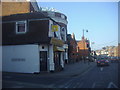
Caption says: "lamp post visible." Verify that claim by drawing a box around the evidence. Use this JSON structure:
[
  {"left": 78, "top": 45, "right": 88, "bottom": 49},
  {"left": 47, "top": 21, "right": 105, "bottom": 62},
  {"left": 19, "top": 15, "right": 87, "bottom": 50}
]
[
  {"left": 91, "top": 42, "right": 95, "bottom": 61},
  {"left": 91, "top": 42, "right": 95, "bottom": 51},
  {"left": 83, "top": 29, "right": 88, "bottom": 38},
  {"left": 83, "top": 29, "right": 88, "bottom": 62}
]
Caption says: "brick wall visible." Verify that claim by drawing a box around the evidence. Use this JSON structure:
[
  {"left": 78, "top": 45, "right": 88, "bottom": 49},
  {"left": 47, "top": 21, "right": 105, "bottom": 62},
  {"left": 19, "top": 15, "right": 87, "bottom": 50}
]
[
  {"left": 77, "top": 40, "right": 88, "bottom": 50},
  {"left": 2, "top": 2, "right": 30, "bottom": 16},
  {"left": 68, "top": 40, "right": 77, "bottom": 61},
  {"left": 77, "top": 38, "right": 90, "bottom": 57}
]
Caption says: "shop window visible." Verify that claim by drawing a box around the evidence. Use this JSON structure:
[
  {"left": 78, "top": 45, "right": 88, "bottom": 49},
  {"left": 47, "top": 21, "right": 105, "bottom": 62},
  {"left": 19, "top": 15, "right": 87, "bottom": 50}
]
[
  {"left": 16, "top": 21, "right": 27, "bottom": 34},
  {"left": 54, "top": 32, "right": 58, "bottom": 38},
  {"left": 61, "top": 27, "right": 66, "bottom": 41}
]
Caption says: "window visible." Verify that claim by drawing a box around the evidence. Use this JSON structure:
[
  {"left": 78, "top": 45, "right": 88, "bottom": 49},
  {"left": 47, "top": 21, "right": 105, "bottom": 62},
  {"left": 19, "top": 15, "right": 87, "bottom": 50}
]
[
  {"left": 61, "top": 27, "right": 66, "bottom": 41},
  {"left": 55, "top": 12, "right": 61, "bottom": 17},
  {"left": 16, "top": 21, "right": 27, "bottom": 34},
  {"left": 61, "top": 14, "right": 65, "bottom": 19},
  {"left": 54, "top": 32, "right": 58, "bottom": 38},
  {"left": 86, "top": 42, "right": 89, "bottom": 48}
]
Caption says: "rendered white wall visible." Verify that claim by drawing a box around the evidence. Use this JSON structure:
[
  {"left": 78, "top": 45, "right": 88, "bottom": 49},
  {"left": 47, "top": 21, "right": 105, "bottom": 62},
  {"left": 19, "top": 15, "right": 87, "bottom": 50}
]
[
  {"left": 2, "top": 45, "right": 40, "bottom": 73},
  {"left": 39, "top": 44, "right": 48, "bottom": 51},
  {"left": 60, "top": 52, "right": 64, "bottom": 68},
  {"left": 48, "top": 45, "right": 54, "bottom": 71},
  {"left": 48, "top": 20, "right": 54, "bottom": 37}
]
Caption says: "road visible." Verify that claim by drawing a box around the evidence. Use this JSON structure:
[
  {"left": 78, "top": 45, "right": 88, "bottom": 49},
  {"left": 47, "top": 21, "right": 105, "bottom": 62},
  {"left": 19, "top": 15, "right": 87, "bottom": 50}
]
[{"left": 2, "top": 61, "right": 119, "bottom": 88}]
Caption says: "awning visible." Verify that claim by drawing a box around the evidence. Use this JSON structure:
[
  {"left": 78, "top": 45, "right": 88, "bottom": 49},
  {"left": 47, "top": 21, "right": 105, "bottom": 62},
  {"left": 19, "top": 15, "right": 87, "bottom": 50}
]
[
  {"left": 50, "top": 38, "right": 64, "bottom": 47},
  {"left": 54, "top": 46, "right": 65, "bottom": 52},
  {"left": 63, "top": 44, "right": 68, "bottom": 49}
]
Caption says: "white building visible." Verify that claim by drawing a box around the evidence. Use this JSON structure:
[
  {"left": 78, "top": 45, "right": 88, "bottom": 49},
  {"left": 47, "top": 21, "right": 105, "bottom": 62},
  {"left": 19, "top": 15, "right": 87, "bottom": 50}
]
[
  {"left": 2, "top": 12, "right": 65, "bottom": 73},
  {"left": 41, "top": 7, "right": 68, "bottom": 63}
]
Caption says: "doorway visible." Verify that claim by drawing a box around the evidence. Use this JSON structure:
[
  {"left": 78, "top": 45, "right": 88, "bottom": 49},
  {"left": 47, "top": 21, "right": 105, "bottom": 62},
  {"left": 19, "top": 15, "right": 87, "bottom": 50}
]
[{"left": 40, "top": 51, "right": 47, "bottom": 71}]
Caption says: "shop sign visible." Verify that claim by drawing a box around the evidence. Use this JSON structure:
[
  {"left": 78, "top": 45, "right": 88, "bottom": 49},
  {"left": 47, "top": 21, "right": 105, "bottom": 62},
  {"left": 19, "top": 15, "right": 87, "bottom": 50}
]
[
  {"left": 52, "top": 25, "right": 58, "bottom": 32},
  {"left": 50, "top": 38, "right": 64, "bottom": 46}
]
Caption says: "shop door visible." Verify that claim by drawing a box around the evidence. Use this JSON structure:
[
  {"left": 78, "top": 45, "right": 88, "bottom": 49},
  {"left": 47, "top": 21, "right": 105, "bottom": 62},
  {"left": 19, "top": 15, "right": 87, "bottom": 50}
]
[
  {"left": 40, "top": 51, "right": 47, "bottom": 71},
  {"left": 54, "top": 52, "right": 61, "bottom": 71}
]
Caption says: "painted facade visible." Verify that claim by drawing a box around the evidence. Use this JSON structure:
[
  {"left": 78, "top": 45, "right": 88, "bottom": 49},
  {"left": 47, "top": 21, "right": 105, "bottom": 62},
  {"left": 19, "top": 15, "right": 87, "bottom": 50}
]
[
  {"left": 2, "top": 12, "right": 65, "bottom": 73},
  {"left": 41, "top": 9, "right": 68, "bottom": 64}
]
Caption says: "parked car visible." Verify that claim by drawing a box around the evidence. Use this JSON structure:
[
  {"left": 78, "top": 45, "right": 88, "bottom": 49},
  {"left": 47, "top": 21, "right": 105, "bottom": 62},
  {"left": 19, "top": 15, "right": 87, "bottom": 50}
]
[{"left": 96, "top": 57, "right": 110, "bottom": 66}]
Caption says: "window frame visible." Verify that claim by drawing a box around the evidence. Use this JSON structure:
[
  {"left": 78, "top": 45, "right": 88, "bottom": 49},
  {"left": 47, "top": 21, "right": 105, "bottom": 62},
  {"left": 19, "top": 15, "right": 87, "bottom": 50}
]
[{"left": 16, "top": 21, "right": 27, "bottom": 34}]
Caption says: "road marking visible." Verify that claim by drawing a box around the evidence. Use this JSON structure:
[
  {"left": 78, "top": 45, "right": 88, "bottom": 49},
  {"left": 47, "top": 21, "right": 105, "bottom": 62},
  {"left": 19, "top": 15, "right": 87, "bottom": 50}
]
[
  {"left": 73, "top": 83, "right": 80, "bottom": 88},
  {"left": 64, "top": 63, "right": 96, "bottom": 88},
  {"left": 107, "top": 82, "right": 118, "bottom": 88},
  {"left": 100, "top": 67, "right": 103, "bottom": 71},
  {"left": 64, "top": 79, "right": 74, "bottom": 88},
  {"left": 78, "top": 64, "right": 96, "bottom": 77},
  {"left": 92, "top": 82, "right": 105, "bottom": 88},
  {"left": 77, "top": 82, "right": 84, "bottom": 88}
]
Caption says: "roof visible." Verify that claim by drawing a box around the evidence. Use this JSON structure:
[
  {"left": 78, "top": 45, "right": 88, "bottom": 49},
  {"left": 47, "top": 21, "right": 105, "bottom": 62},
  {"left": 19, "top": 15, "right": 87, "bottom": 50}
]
[
  {"left": 2, "top": 12, "right": 62, "bottom": 27},
  {"left": 2, "top": 12, "right": 49, "bottom": 22}
]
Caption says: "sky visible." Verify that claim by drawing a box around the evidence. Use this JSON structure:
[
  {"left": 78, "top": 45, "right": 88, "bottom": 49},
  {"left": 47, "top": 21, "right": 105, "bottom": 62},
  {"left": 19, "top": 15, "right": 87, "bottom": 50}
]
[{"left": 37, "top": 2, "right": 118, "bottom": 50}]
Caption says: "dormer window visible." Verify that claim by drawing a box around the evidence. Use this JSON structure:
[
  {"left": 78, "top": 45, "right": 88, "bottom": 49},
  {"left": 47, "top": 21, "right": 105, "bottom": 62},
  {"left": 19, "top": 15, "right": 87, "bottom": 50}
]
[{"left": 16, "top": 21, "right": 27, "bottom": 34}]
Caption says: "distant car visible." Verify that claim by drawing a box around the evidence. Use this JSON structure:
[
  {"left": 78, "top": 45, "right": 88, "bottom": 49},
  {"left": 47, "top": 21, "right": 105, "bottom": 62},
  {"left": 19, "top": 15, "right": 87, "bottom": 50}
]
[
  {"left": 110, "top": 57, "right": 118, "bottom": 63},
  {"left": 97, "top": 58, "right": 109, "bottom": 66}
]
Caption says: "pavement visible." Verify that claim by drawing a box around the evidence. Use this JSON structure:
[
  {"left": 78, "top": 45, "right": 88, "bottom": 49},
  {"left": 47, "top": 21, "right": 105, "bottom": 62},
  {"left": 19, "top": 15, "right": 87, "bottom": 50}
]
[
  {"left": 32, "top": 60, "right": 96, "bottom": 77},
  {"left": 2, "top": 60, "right": 96, "bottom": 78}
]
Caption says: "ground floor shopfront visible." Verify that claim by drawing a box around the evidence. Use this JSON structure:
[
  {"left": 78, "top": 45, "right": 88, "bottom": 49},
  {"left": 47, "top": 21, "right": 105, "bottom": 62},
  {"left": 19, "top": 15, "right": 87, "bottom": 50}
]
[{"left": 2, "top": 42, "right": 68, "bottom": 73}]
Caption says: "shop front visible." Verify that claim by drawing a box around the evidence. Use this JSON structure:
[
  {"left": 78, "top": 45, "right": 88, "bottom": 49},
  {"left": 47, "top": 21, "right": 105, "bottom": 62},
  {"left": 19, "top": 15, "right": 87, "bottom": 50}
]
[
  {"left": 50, "top": 38, "right": 65, "bottom": 71},
  {"left": 54, "top": 46, "right": 64, "bottom": 71}
]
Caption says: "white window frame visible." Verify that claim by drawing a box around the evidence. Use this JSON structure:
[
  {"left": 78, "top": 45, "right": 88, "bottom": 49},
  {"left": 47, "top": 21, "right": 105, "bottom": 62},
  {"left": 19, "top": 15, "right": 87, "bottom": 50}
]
[
  {"left": 16, "top": 21, "right": 27, "bottom": 34},
  {"left": 61, "top": 27, "right": 67, "bottom": 41}
]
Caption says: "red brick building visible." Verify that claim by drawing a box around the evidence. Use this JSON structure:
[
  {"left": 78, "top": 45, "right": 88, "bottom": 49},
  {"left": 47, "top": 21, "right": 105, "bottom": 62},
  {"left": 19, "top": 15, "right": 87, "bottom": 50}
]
[
  {"left": 67, "top": 33, "right": 78, "bottom": 63},
  {"left": 1, "top": 1, "right": 39, "bottom": 16},
  {"left": 77, "top": 36, "right": 91, "bottom": 59}
]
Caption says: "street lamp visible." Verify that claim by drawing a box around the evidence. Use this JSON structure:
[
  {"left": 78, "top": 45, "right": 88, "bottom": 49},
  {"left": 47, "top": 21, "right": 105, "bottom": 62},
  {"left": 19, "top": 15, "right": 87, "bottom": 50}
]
[
  {"left": 91, "top": 42, "right": 95, "bottom": 51},
  {"left": 83, "top": 29, "right": 88, "bottom": 38},
  {"left": 91, "top": 42, "right": 95, "bottom": 61}
]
